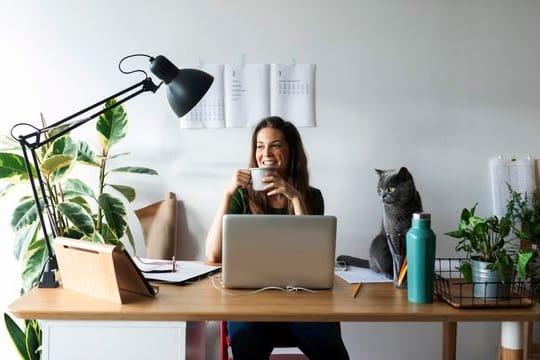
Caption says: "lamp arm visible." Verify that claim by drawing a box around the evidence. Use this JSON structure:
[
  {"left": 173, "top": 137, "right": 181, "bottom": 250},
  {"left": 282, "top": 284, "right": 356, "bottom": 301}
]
[
  {"left": 19, "top": 77, "right": 161, "bottom": 149},
  {"left": 14, "top": 76, "right": 161, "bottom": 288}
]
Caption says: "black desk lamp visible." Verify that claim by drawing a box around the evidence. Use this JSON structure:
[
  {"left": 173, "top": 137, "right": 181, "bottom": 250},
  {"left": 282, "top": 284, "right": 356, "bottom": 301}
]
[{"left": 10, "top": 54, "right": 213, "bottom": 288}]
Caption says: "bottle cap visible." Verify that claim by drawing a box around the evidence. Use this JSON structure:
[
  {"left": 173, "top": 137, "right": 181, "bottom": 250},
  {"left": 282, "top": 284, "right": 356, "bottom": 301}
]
[{"left": 413, "top": 212, "right": 431, "bottom": 220}]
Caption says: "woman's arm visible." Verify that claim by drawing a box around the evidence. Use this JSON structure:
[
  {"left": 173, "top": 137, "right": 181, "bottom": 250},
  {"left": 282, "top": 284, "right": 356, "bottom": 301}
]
[{"left": 205, "top": 169, "right": 251, "bottom": 262}]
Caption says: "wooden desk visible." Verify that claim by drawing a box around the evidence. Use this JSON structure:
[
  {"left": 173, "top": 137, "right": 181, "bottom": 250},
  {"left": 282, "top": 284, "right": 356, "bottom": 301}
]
[{"left": 9, "top": 276, "right": 540, "bottom": 359}]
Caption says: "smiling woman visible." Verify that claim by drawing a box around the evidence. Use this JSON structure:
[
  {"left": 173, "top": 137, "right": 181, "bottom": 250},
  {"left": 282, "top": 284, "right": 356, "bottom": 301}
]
[{"left": 204, "top": 116, "right": 349, "bottom": 360}]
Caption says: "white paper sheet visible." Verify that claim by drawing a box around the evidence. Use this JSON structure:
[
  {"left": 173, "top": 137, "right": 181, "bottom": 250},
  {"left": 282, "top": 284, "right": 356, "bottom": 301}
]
[
  {"left": 489, "top": 157, "right": 536, "bottom": 217},
  {"left": 181, "top": 64, "right": 225, "bottom": 129},
  {"left": 270, "top": 64, "right": 316, "bottom": 127},
  {"left": 133, "top": 257, "right": 220, "bottom": 283},
  {"left": 224, "top": 64, "right": 270, "bottom": 128},
  {"left": 335, "top": 266, "right": 393, "bottom": 284}
]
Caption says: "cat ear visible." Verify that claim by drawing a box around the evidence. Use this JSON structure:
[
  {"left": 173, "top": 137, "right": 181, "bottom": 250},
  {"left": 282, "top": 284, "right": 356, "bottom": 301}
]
[
  {"left": 375, "top": 169, "right": 385, "bottom": 176},
  {"left": 398, "top": 167, "right": 410, "bottom": 179}
]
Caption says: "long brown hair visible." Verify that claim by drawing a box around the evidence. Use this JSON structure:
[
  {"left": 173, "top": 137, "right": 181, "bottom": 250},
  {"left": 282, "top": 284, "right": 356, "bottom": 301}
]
[{"left": 246, "top": 117, "right": 313, "bottom": 214}]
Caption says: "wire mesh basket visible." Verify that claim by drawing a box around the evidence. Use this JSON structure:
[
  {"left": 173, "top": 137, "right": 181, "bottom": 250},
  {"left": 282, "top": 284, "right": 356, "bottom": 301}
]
[{"left": 433, "top": 258, "right": 536, "bottom": 308}]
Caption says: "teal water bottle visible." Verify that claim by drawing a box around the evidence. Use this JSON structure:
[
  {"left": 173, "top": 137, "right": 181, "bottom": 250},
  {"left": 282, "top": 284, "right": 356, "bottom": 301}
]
[{"left": 406, "top": 212, "right": 436, "bottom": 304}]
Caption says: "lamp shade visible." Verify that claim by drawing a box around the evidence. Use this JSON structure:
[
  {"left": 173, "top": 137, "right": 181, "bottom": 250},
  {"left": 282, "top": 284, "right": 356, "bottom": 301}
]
[{"left": 149, "top": 55, "right": 214, "bottom": 117}]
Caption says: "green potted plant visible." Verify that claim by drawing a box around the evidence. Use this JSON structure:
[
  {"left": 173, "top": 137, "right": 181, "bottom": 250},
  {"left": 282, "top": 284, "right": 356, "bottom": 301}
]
[
  {"left": 446, "top": 203, "right": 533, "bottom": 298},
  {"left": 2, "top": 99, "right": 157, "bottom": 358}
]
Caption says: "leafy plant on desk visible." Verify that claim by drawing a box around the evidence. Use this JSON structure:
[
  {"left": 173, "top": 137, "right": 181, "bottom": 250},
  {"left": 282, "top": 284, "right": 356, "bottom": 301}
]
[
  {"left": 446, "top": 204, "right": 512, "bottom": 281},
  {"left": 1, "top": 99, "right": 157, "bottom": 358},
  {"left": 446, "top": 203, "right": 534, "bottom": 282}
]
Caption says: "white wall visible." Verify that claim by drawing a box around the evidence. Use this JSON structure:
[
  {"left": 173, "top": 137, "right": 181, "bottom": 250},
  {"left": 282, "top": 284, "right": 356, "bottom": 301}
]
[{"left": 1, "top": 0, "right": 539, "bottom": 359}]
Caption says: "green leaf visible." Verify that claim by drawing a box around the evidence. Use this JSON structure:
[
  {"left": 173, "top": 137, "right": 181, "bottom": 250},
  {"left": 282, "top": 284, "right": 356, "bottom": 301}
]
[
  {"left": 445, "top": 230, "right": 463, "bottom": 239},
  {"left": 98, "top": 193, "right": 127, "bottom": 239},
  {"left": 4, "top": 313, "right": 28, "bottom": 360},
  {"left": 13, "top": 222, "right": 39, "bottom": 261},
  {"left": 44, "top": 135, "right": 78, "bottom": 183},
  {"left": 125, "top": 225, "right": 136, "bottom": 253},
  {"left": 76, "top": 140, "right": 99, "bottom": 166},
  {"left": 109, "top": 166, "right": 158, "bottom": 175},
  {"left": 460, "top": 261, "right": 472, "bottom": 283},
  {"left": 82, "top": 232, "right": 105, "bottom": 244},
  {"left": 108, "top": 184, "right": 136, "bottom": 202},
  {"left": 97, "top": 99, "right": 127, "bottom": 150},
  {"left": 517, "top": 251, "right": 535, "bottom": 280},
  {"left": 63, "top": 227, "right": 84, "bottom": 239},
  {"left": 22, "top": 240, "right": 47, "bottom": 291},
  {"left": 99, "top": 223, "right": 118, "bottom": 244},
  {"left": 65, "top": 196, "right": 92, "bottom": 214},
  {"left": 11, "top": 197, "right": 38, "bottom": 231},
  {"left": 25, "top": 320, "right": 40, "bottom": 360},
  {"left": 39, "top": 155, "right": 74, "bottom": 177},
  {"left": 0, "top": 152, "right": 31, "bottom": 183},
  {"left": 57, "top": 202, "right": 95, "bottom": 235},
  {"left": 63, "top": 178, "right": 95, "bottom": 199}
]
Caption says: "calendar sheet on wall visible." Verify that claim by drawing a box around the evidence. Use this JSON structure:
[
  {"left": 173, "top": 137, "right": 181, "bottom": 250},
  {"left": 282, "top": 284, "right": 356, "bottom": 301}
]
[{"left": 180, "top": 63, "right": 316, "bottom": 129}]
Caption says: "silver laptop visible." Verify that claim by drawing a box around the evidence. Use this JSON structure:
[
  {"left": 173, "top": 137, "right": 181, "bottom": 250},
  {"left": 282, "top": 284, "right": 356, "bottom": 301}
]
[{"left": 221, "top": 214, "right": 337, "bottom": 289}]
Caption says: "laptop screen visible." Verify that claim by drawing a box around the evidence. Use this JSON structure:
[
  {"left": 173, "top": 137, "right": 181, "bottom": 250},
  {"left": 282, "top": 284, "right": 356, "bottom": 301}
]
[{"left": 221, "top": 214, "right": 336, "bottom": 289}]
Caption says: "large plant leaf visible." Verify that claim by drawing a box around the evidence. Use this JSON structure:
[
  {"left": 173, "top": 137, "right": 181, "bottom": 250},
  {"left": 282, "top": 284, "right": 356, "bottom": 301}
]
[
  {"left": 11, "top": 197, "right": 38, "bottom": 231},
  {"left": 44, "top": 135, "right": 78, "bottom": 183},
  {"left": 108, "top": 184, "right": 136, "bottom": 202},
  {"left": 66, "top": 196, "right": 92, "bottom": 214},
  {"left": 98, "top": 193, "right": 127, "bottom": 239},
  {"left": 39, "top": 155, "right": 74, "bottom": 177},
  {"left": 0, "top": 152, "right": 31, "bottom": 183},
  {"left": 13, "top": 222, "right": 39, "bottom": 261},
  {"left": 4, "top": 313, "right": 28, "bottom": 360},
  {"left": 22, "top": 239, "right": 47, "bottom": 291},
  {"left": 76, "top": 140, "right": 99, "bottom": 166},
  {"left": 100, "top": 222, "right": 118, "bottom": 243},
  {"left": 109, "top": 166, "right": 158, "bottom": 175},
  {"left": 63, "top": 178, "right": 95, "bottom": 199},
  {"left": 97, "top": 99, "right": 127, "bottom": 151},
  {"left": 57, "top": 202, "right": 95, "bottom": 235}
]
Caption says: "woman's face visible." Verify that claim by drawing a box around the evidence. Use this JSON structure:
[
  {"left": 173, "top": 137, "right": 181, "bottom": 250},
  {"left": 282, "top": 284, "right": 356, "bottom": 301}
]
[{"left": 255, "top": 127, "right": 290, "bottom": 177}]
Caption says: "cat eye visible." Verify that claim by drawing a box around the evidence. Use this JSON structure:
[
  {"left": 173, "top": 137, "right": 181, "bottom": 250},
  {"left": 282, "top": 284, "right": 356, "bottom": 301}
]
[{"left": 388, "top": 187, "right": 395, "bottom": 192}]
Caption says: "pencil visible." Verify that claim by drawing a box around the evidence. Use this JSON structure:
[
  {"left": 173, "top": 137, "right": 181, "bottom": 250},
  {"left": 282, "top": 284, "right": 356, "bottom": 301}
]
[
  {"left": 352, "top": 283, "right": 362, "bottom": 298},
  {"left": 397, "top": 257, "right": 408, "bottom": 286}
]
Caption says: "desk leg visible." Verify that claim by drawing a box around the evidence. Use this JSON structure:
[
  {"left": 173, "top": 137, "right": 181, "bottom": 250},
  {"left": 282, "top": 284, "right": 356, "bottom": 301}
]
[
  {"left": 500, "top": 321, "right": 523, "bottom": 360},
  {"left": 442, "top": 321, "right": 457, "bottom": 360}
]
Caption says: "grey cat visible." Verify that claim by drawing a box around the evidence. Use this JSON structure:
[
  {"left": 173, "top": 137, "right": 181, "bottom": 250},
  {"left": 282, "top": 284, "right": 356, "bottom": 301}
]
[{"left": 337, "top": 167, "right": 423, "bottom": 278}]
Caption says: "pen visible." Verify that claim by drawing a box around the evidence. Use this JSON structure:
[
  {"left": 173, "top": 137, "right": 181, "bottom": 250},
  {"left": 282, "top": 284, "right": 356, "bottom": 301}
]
[{"left": 352, "top": 283, "right": 362, "bottom": 298}]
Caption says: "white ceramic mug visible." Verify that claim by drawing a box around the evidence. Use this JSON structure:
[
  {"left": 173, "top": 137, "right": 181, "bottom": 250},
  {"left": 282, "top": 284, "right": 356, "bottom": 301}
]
[{"left": 250, "top": 167, "right": 276, "bottom": 191}]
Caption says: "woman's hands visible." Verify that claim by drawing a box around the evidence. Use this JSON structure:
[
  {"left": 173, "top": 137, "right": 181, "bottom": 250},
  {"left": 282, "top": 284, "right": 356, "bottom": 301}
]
[
  {"left": 226, "top": 169, "right": 251, "bottom": 195},
  {"left": 262, "top": 172, "right": 300, "bottom": 201}
]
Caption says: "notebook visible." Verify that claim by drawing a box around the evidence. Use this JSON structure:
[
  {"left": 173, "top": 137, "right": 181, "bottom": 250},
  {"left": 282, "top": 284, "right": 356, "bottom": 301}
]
[{"left": 221, "top": 214, "right": 337, "bottom": 289}]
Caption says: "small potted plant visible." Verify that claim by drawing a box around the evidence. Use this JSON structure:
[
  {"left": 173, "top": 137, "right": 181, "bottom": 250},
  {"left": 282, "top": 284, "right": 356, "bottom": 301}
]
[{"left": 446, "top": 203, "right": 532, "bottom": 298}]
